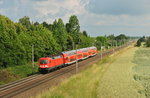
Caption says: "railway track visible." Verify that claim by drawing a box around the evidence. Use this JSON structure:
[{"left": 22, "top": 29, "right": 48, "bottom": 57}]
[{"left": 0, "top": 42, "right": 133, "bottom": 98}]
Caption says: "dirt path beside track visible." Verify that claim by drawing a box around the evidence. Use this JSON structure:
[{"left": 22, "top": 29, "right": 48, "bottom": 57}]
[{"left": 97, "top": 47, "right": 145, "bottom": 98}]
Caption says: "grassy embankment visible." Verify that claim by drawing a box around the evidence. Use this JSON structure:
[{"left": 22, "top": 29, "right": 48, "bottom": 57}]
[
  {"left": 0, "top": 63, "right": 38, "bottom": 85},
  {"left": 133, "top": 47, "right": 150, "bottom": 98},
  {"left": 36, "top": 47, "right": 128, "bottom": 98}
]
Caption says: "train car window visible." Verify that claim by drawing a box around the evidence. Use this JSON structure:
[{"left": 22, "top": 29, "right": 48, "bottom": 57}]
[
  {"left": 78, "top": 54, "right": 82, "bottom": 56},
  {"left": 40, "top": 60, "right": 48, "bottom": 64},
  {"left": 60, "top": 55, "right": 63, "bottom": 58},
  {"left": 68, "top": 52, "right": 76, "bottom": 56},
  {"left": 65, "top": 57, "right": 68, "bottom": 60},
  {"left": 82, "top": 49, "right": 88, "bottom": 52},
  {"left": 52, "top": 55, "right": 63, "bottom": 59}
]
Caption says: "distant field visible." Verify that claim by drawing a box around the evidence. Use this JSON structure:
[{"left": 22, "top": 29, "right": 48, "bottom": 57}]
[
  {"left": 97, "top": 47, "right": 145, "bottom": 98},
  {"left": 37, "top": 46, "right": 143, "bottom": 98},
  {"left": 133, "top": 47, "right": 150, "bottom": 98}
]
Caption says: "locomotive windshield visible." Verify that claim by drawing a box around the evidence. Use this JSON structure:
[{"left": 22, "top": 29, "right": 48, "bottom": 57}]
[{"left": 40, "top": 60, "right": 48, "bottom": 64}]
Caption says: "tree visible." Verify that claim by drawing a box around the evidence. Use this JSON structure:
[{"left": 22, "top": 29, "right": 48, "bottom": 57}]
[
  {"left": 19, "top": 16, "right": 31, "bottom": 29},
  {"left": 107, "top": 34, "right": 115, "bottom": 40},
  {"left": 146, "top": 38, "right": 150, "bottom": 47},
  {"left": 137, "top": 39, "right": 141, "bottom": 47},
  {"left": 146, "top": 41, "right": 150, "bottom": 47},
  {"left": 136, "top": 36, "right": 146, "bottom": 47},
  {"left": 42, "top": 21, "right": 53, "bottom": 31},
  {"left": 52, "top": 18, "right": 67, "bottom": 51},
  {"left": 83, "top": 30, "right": 88, "bottom": 37},
  {"left": 42, "top": 21, "right": 49, "bottom": 28},
  {"left": 96, "top": 36, "right": 108, "bottom": 49},
  {"left": 140, "top": 36, "right": 146, "bottom": 42},
  {"left": 115, "top": 34, "right": 128, "bottom": 45},
  {"left": 66, "top": 35, "right": 74, "bottom": 50},
  {"left": 34, "top": 22, "right": 39, "bottom": 26},
  {"left": 79, "top": 33, "right": 93, "bottom": 48},
  {"left": 115, "top": 34, "right": 128, "bottom": 40},
  {"left": 0, "top": 15, "right": 26, "bottom": 67},
  {"left": 66, "top": 15, "right": 80, "bottom": 44},
  {"left": 29, "top": 24, "right": 60, "bottom": 59}
]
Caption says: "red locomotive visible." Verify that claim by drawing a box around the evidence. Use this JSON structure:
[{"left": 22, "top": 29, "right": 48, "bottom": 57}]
[{"left": 38, "top": 46, "right": 97, "bottom": 73}]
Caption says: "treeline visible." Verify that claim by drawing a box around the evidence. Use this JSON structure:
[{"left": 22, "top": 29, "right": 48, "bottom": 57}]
[
  {"left": 95, "top": 34, "right": 129, "bottom": 50},
  {"left": 0, "top": 15, "right": 129, "bottom": 68},
  {"left": 137, "top": 36, "right": 150, "bottom": 47}
]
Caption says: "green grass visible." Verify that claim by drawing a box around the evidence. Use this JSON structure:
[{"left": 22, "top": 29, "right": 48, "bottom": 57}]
[
  {"left": 133, "top": 47, "right": 150, "bottom": 98},
  {"left": 0, "top": 63, "right": 38, "bottom": 85},
  {"left": 36, "top": 56, "right": 112, "bottom": 98},
  {"left": 133, "top": 48, "right": 150, "bottom": 74}
]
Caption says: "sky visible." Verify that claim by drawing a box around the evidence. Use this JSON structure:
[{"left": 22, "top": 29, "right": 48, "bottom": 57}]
[{"left": 0, "top": 0, "right": 150, "bottom": 37}]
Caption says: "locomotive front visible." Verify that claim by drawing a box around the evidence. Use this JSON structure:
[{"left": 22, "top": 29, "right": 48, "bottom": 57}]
[{"left": 38, "top": 57, "right": 51, "bottom": 73}]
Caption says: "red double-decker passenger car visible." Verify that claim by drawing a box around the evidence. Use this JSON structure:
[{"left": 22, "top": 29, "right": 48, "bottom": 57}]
[{"left": 38, "top": 46, "right": 97, "bottom": 73}]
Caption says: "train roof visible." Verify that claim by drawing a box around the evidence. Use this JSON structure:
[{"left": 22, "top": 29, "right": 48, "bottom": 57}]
[
  {"left": 62, "top": 50, "right": 76, "bottom": 54},
  {"left": 61, "top": 46, "right": 97, "bottom": 55},
  {"left": 89, "top": 46, "right": 96, "bottom": 49},
  {"left": 77, "top": 48, "right": 88, "bottom": 51}
]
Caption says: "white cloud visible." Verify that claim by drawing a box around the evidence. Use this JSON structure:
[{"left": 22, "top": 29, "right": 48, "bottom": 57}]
[{"left": 33, "top": 0, "right": 89, "bottom": 23}]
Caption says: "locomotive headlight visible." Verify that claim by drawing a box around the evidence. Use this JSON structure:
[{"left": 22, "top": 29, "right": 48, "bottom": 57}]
[
  {"left": 40, "top": 65, "right": 43, "bottom": 67},
  {"left": 45, "top": 65, "right": 48, "bottom": 67}
]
